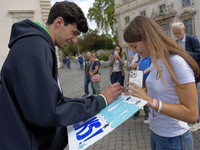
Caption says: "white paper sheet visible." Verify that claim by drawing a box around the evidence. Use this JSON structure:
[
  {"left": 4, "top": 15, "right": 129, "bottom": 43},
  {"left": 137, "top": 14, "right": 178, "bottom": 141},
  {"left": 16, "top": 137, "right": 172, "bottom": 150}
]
[{"left": 67, "top": 93, "right": 147, "bottom": 150}]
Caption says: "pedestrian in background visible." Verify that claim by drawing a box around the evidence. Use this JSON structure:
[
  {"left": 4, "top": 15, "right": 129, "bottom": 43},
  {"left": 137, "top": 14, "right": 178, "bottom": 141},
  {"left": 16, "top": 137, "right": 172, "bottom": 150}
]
[
  {"left": 126, "top": 45, "right": 134, "bottom": 71},
  {"left": 78, "top": 54, "right": 84, "bottom": 69},
  {"left": 0, "top": 1, "right": 123, "bottom": 149},
  {"left": 89, "top": 54, "right": 101, "bottom": 95},
  {"left": 124, "top": 15, "right": 199, "bottom": 150},
  {"left": 66, "top": 56, "right": 71, "bottom": 69},
  {"left": 108, "top": 45, "right": 125, "bottom": 86},
  {"left": 132, "top": 55, "right": 151, "bottom": 124},
  {"left": 172, "top": 22, "right": 200, "bottom": 131},
  {"left": 62, "top": 56, "right": 67, "bottom": 68},
  {"left": 82, "top": 51, "right": 96, "bottom": 98},
  {"left": 75, "top": 55, "right": 79, "bottom": 69}
]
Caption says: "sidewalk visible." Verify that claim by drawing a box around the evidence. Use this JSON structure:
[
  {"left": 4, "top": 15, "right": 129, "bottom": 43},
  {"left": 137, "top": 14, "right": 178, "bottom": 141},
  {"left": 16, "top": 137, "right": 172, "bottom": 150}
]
[{"left": 59, "top": 61, "right": 200, "bottom": 150}]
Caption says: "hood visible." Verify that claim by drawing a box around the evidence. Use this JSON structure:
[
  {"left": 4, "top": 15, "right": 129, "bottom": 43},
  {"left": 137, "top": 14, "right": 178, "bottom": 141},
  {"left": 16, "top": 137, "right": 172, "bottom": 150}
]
[{"left": 8, "top": 19, "right": 54, "bottom": 49}]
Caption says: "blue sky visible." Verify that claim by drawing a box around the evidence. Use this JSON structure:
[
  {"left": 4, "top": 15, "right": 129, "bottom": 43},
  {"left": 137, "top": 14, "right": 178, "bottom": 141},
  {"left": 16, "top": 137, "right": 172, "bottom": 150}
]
[{"left": 51, "top": 0, "right": 97, "bottom": 30}]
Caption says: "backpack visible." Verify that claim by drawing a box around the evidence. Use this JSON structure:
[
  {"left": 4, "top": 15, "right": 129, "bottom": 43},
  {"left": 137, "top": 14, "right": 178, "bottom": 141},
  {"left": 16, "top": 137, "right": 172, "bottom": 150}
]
[{"left": 78, "top": 56, "right": 83, "bottom": 63}]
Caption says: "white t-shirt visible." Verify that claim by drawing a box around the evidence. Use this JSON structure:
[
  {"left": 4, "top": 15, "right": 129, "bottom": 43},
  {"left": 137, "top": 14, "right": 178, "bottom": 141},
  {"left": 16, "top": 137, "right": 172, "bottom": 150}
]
[
  {"left": 146, "top": 55, "right": 195, "bottom": 137},
  {"left": 113, "top": 59, "right": 120, "bottom": 72},
  {"left": 178, "top": 35, "right": 186, "bottom": 50}
]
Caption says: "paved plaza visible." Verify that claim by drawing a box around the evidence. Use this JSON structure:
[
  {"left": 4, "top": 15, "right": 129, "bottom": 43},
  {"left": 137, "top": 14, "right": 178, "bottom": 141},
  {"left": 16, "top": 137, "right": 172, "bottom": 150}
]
[{"left": 59, "top": 61, "right": 200, "bottom": 150}]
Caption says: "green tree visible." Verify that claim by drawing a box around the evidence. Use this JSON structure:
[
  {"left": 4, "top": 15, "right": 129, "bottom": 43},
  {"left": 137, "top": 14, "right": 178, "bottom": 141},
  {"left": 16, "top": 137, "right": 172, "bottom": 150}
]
[
  {"left": 87, "top": 0, "right": 116, "bottom": 34},
  {"left": 112, "top": 29, "right": 119, "bottom": 45},
  {"left": 79, "top": 29, "right": 98, "bottom": 51},
  {"left": 61, "top": 28, "right": 116, "bottom": 57},
  {"left": 106, "top": 38, "right": 114, "bottom": 49},
  {"left": 93, "top": 34, "right": 106, "bottom": 50},
  {"left": 62, "top": 43, "right": 77, "bottom": 57}
]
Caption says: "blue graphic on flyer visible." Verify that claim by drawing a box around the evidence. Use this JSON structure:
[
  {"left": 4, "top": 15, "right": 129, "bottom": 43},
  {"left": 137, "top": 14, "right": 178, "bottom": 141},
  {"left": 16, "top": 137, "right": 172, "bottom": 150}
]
[
  {"left": 67, "top": 94, "right": 146, "bottom": 150},
  {"left": 99, "top": 95, "right": 141, "bottom": 128}
]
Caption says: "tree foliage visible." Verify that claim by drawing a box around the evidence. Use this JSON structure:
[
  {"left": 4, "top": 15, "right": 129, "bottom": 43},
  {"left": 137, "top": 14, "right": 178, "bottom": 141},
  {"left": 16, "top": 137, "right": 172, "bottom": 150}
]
[
  {"left": 61, "top": 29, "right": 116, "bottom": 57},
  {"left": 62, "top": 43, "right": 77, "bottom": 57},
  {"left": 87, "top": 0, "right": 116, "bottom": 34}
]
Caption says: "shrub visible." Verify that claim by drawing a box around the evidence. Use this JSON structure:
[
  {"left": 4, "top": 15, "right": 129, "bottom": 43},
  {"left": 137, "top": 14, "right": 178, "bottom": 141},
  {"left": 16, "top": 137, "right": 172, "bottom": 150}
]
[
  {"left": 121, "top": 51, "right": 126, "bottom": 59},
  {"left": 97, "top": 51, "right": 126, "bottom": 61},
  {"left": 97, "top": 53, "right": 111, "bottom": 61}
]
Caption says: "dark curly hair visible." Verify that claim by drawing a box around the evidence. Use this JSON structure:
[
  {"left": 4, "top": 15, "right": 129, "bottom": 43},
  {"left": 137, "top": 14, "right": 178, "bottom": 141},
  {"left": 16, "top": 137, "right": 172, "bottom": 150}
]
[{"left": 46, "top": 1, "right": 88, "bottom": 33}]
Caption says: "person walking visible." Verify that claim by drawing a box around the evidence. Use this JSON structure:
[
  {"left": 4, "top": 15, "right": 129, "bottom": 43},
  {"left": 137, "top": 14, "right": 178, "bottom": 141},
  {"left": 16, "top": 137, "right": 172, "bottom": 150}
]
[
  {"left": 172, "top": 22, "right": 200, "bottom": 131},
  {"left": 78, "top": 54, "right": 84, "bottom": 69},
  {"left": 66, "top": 56, "right": 71, "bottom": 69},
  {"left": 75, "top": 55, "right": 79, "bottom": 69},
  {"left": 89, "top": 54, "right": 102, "bottom": 95},
  {"left": 82, "top": 51, "right": 96, "bottom": 98},
  {"left": 124, "top": 15, "right": 199, "bottom": 150},
  {"left": 62, "top": 56, "right": 67, "bottom": 68},
  {"left": 108, "top": 45, "right": 125, "bottom": 86},
  {"left": 0, "top": 1, "right": 123, "bottom": 150}
]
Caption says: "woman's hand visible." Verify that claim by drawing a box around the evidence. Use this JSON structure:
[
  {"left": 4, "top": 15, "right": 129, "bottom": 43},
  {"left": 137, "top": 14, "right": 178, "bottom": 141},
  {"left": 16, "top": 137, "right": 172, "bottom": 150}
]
[
  {"left": 113, "top": 54, "right": 120, "bottom": 60},
  {"left": 89, "top": 70, "right": 93, "bottom": 76},
  {"left": 129, "top": 63, "right": 138, "bottom": 69},
  {"left": 124, "top": 82, "right": 153, "bottom": 107},
  {"left": 115, "top": 54, "right": 120, "bottom": 59},
  {"left": 113, "top": 55, "right": 117, "bottom": 60}
]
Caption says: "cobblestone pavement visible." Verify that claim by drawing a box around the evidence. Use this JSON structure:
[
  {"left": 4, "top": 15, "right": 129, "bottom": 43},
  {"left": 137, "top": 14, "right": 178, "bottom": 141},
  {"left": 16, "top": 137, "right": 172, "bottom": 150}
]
[{"left": 60, "top": 61, "right": 200, "bottom": 150}]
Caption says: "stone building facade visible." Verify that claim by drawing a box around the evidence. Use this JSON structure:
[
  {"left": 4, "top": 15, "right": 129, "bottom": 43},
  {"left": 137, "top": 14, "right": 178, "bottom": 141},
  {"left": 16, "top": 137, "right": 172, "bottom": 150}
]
[
  {"left": 115, "top": 0, "right": 200, "bottom": 50},
  {"left": 0, "top": 0, "right": 62, "bottom": 68}
]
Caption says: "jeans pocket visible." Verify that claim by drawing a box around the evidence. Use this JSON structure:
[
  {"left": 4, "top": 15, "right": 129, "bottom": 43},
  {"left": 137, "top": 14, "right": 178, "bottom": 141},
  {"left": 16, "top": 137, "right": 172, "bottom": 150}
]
[{"left": 181, "top": 130, "right": 193, "bottom": 150}]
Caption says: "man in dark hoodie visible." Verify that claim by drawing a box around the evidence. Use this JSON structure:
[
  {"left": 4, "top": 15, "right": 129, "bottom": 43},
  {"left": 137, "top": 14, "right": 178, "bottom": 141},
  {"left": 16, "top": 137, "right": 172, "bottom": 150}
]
[{"left": 0, "top": 1, "right": 123, "bottom": 150}]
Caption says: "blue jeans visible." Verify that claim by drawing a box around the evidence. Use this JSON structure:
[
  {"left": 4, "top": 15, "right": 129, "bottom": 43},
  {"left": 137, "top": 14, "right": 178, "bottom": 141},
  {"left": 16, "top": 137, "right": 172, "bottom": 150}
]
[
  {"left": 150, "top": 130, "right": 193, "bottom": 150},
  {"left": 110, "top": 72, "right": 124, "bottom": 86},
  {"left": 76, "top": 60, "right": 79, "bottom": 68},
  {"left": 67, "top": 62, "right": 71, "bottom": 68},
  {"left": 84, "top": 74, "right": 96, "bottom": 95},
  {"left": 79, "top": 62, "right": 83, "bottom": 69}
]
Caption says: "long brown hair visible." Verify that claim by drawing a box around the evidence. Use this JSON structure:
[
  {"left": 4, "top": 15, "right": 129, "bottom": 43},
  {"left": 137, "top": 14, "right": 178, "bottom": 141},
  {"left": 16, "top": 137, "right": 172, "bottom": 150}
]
[
  {"left": 114, "top": 45, "right": 122, "bottom": 58},
  {"left": 124, "top": 15, "right": 199, "bottom": 87}
]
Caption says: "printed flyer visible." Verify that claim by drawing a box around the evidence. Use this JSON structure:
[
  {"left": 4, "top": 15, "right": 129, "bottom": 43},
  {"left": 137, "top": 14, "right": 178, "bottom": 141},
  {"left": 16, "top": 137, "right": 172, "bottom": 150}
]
[{"left": 67, "top": 94, "right": 147, "bottom": 150}]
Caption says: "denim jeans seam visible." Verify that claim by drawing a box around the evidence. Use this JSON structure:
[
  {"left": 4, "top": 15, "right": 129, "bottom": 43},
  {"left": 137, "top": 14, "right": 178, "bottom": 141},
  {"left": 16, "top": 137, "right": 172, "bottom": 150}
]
[
  {"left": 181, "top": 130, "right": 192, "bottom": 150},
  {"left": 182, "top": 141, "right": 190, "bottom": 150}
]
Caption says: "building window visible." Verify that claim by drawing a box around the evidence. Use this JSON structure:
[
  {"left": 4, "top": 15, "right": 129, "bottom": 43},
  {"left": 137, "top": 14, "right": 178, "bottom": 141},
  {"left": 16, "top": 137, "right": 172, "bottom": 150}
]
[
  {"left": 123, "top": 0, "right": 127, "bottom": 4},
  {"left": 140, "top": 11, "right": 146, "bottom": 16},
  {"left": 182, "top": 0, "right": 191, "bottom": 6},
  {"left": 183, "top": 18, "right": 193, "bottom": 35},
  {"left": 159, "top": 4, "right": 165, "bottom": 13},
  {"left": 125, "top": 16, "right": 130, "bottom": 24},
  {"left": 160, "top": 24, "right": 171, "bottom": 36}
]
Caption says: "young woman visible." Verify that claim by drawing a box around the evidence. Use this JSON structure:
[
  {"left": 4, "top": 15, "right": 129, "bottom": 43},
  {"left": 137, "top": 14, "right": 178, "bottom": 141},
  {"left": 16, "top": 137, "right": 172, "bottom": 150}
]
[
  {"left": 108, "top": 45, "right": 125, "bottom": 86},
  {"left": 89, "top": 54, "right": 101, "bottom": 95},
  {"left": 124, "top": 16, "right": 199, "bottom": 150}
]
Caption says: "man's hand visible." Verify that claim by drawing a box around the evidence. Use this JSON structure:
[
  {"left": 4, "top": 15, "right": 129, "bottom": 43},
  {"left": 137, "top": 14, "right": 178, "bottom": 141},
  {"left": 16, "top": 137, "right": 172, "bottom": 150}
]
[{"left": 101, "top": 82, "right": 123, "bottom": 104}]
